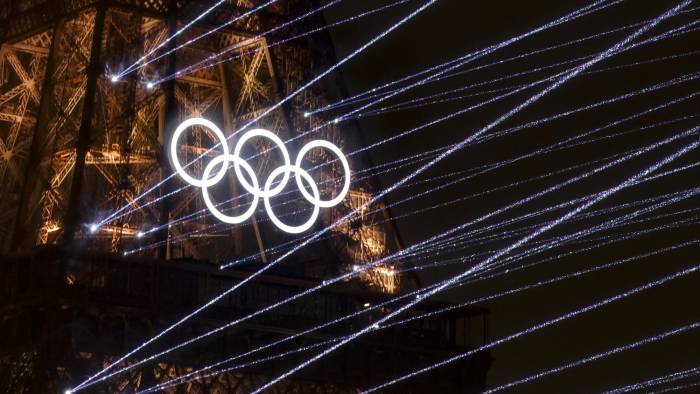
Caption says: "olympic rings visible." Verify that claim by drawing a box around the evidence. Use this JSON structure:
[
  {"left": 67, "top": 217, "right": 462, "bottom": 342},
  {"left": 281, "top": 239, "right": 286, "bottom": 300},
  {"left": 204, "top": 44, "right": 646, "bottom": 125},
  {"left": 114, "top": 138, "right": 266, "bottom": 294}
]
[
  {"left": 201, "top": 154, "right": 259, "bottom": 224},
  {"left": 264, "top": 165, "right": 320, "bottom": 234},
  {"left": 295, "top": 140, "right": 350, "bottom": 208},
  {"left": 233, "top": 128, "right": 291, "bottom": 198},
  {"left": 171, "top": 118, "right": 229, "bottom": 188},
  {"left": 170, "top": 118, "right": 351, "bottom": 233}
]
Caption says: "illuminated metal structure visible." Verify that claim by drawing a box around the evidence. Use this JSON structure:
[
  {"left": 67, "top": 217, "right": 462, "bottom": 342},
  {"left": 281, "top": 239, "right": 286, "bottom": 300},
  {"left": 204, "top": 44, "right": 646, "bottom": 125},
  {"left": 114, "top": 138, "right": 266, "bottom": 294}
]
[{"left": 0, "top": 0, "right": 490, "bottom": 392}]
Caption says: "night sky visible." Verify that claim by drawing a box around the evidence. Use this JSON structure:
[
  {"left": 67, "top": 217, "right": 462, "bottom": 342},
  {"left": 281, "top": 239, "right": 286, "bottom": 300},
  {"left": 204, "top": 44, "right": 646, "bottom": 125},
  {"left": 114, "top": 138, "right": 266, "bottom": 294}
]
[{"left": 323, "top": 0, "right": 700, "bottom": 392}]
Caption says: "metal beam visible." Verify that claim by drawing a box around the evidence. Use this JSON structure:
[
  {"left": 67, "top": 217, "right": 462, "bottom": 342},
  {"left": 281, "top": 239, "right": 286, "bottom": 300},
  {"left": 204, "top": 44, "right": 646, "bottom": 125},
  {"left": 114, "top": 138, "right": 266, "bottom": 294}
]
[
  {"left": 10, "top": 21, "right": 61, "bottom": 251},
  {"left": 62, "top": 2, "right": 107, "bottom": 245}
]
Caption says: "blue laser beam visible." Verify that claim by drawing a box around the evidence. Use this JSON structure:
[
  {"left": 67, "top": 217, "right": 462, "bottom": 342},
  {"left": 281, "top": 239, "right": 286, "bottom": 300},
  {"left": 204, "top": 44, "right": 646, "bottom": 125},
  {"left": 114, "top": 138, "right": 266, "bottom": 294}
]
[
  {"left": 112, "top": 111, "right": 700, "bottom": 383},
  {"left": 153, "top": 0, "right": 348, "bottom": 83},
  {"left": 326, "top": 12, "right": 700, "bottom": 116},
  {"left": 143, "top": 239, "right": 700, "bottom": 393},
  {"left": 310, "top": 0, "right": 630, "bottom": 114},
  {"left": 131, "top": 181, "right": 700, "bottom": 393},
  {"left": 363, "top": 263, "right": 700, "bottom": 393},
  {"left": 483, "top": 322, "right": 700, "bottom": 393},
  {"left": 602, "top": 367, "right": 700, "bottom": 393},
  {"left": 259, "top": 78, "right": 699, "bottom": 394},
  {"left": 93, "top": 0, "right": 437, "bottom": 233},
  {"left": 72, "top": 1, "right": 440, "bottom": 390},
  {"left": 78, "top": 2, "right": 690, "bottom": 388},
  {"left": 116, "top": 0, "right": 228, "bottom": 77},
  {"left": 99, "top": 0, "right": 618, "bottom": 228},
  {"left": 118, "top": 0, "right": 283, "bottom": 78},
  {"left": 162, "top": 0, "right": 415, "bottom": 84}
]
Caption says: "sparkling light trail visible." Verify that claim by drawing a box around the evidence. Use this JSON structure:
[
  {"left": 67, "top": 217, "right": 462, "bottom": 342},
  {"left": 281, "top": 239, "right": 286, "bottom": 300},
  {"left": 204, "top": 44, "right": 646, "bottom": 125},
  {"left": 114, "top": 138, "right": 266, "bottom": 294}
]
[
  {"left": 102, "top": 0, "right": 620, "bottom": 228},
  {"left": 247, "top": 4, "right": 699, "bottom": 387},
  {"left": 72, "top": 1, "right": 440, "bottom": 389},
  {"left": 411, "top": 208, "right": 700, "bottom": 279},
  {"left": 131, "top": 162, "right": 700, "bottom": 392},
  {"left": 653, "top": 380, "right": 700, "bottom": 394},
  {"left": 154, "top": 0, "right": 348, "bottom": 83},
  {"left": 113, "top": 113, "right": 700, "bottom": 381},
  {"left": 94, "top": 0, "right": 437, "bottom": 233},
  {"left": 234, "top": 119, "right": 700, "bottom": 273},
  {"left": 400, "top": 193, "right": 700, "bottom": 275},
  {"left": 142, "top": 83, "right": 699, "bottom": 266},
  {"left": 359, "top": 50, "right": 700, "bottom": 118},
  {"left": 116, "top": 0, "right": 228, "bottom": 77},
  {"left": 333, "top": 17, "right": 700, "bottom": 116},
  {"left": 310, "top": 0, "right": 632, "bottom": 114},
  {"left": 602, "top": 367, "right": 700, "bottom": 393},
  {"left": 212, "top": 108, "right": 700, "bottom": 268},
  {"left": 179, "top": 0, "right": 415, "bottom": 82},
  {"left": 467, "top": 209, "right": 700, "bottom": 289},
  {"left": 118, "top": 0, "right": 283, "bottom": 78},
  {"left": 80, "top": 3, "right": 693, "bottom": 390},
  {"left": 456, "top": 195, "right": 698, "bottom": 290},
  {"left": 130, "top": 66, "right": 700, "bottom": 255},
  {"left": 658, "top": 380, "right": 700, "bottom": 393},
  {"left": 399, "top": 180, "right": 692, "bottom": 258},
  {"left": 141, "top": 238, "right": 699, "bottom": 393},
  {"left": 362, "top": 263, "right": 700, "bottom": 393},
  {"left": 203, "top": 18, "right": 700, "bottom": 255},
  {"left": 130, "top": 109, "right": 680, "bottom": 256},
  {"left": 108, "top": 3, "right": 628, "bottom": 252},
  {"left": 482, "top": 322, "right": 700, "bottom": 393}
]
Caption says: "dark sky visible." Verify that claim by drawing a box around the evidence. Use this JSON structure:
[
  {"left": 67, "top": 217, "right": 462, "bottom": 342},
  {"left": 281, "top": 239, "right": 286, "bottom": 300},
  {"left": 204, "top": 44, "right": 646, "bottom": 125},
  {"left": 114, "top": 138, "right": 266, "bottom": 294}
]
[{"left": 323, "top": 0, "right": 700, "bottom": 392}]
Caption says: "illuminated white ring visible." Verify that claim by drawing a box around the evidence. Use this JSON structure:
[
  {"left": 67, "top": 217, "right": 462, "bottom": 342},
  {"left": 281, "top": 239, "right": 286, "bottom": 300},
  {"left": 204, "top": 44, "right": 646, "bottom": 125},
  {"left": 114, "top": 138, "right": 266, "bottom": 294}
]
[
  {"left": 171, "top": 119, "right": 352, "bottom": 234},
  {"left": 171, "top": 117, "right": 230, "bottom": 188},
  {"left": 201, "top": 154, "right": 259, "bottom": 224},
  {"left": 233, "top": 128, "right": 291, "bottom": 198},
  {"left": 295, "top": 140, "right": 351, "bottom": 208},
  {"left": 264, "top": 165, "right": 320, "bottom": 234}
]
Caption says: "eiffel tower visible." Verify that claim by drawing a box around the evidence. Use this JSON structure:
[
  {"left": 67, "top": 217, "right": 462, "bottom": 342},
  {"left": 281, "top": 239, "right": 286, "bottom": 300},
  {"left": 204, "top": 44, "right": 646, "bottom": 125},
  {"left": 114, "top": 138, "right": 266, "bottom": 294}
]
[{"left": 0, "top": 0, "right": 491, "bottom": 392}]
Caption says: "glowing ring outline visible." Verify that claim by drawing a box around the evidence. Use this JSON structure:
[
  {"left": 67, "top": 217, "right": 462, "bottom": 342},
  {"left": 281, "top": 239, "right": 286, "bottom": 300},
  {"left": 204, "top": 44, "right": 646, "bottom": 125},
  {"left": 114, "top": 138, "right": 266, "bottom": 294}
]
[
  {"left": 201, "top": 154, "right": 259, "bottom": 224},
  {"left": 233, "top": 128, "right": 291, "bottom": 198},
  {"left": 295, "top": 140, "right": 351, "bottom": 208},
  {"left": 170, "top": 118, "right": 351, "bottom": 234},
  {"left": 170, "top": 118, "right": 229, "bottom": 188},
  {"left": 263, "top": 165, "right": 320, "bottom": 234}
]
